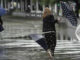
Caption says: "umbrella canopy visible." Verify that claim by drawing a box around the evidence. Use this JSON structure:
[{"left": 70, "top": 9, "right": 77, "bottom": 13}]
[
  {"left": 61, "top": 2, "right": 77, "bottom": 26},
  {"left": 29, "top": 34, "right": 48, "bottom": 51},
  {"left": 0, "top": 8, "right": 6, "bottom": 16}
]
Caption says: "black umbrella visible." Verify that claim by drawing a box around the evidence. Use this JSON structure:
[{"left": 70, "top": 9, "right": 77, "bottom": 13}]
[
  {"left": 29, "top": 34, "right": 48, "bottom": 51},
  {"left": 29, "top": 31, "right": 55, "bottom": 51},
  {"left": 29, "top": 34, "right": 53, "bottom": 59},
  {"left": 61, "top": 1, "right": 77, "bottom": 26}
]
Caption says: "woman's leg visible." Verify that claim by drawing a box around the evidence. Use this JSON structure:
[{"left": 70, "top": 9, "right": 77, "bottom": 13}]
[
  {"left": 45, "top": 33, "right": 51, "bottom": 49},
  {"left": 50, "top": 33, "right": 56, "bottom": 56},
  {"left": 45, "top": 33, "right": 56, "bottom": 56}
]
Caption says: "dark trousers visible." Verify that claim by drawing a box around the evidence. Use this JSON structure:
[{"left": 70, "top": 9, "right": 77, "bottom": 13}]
[{"left": 44, "top": 32, "right": 56, "bottom": 56}]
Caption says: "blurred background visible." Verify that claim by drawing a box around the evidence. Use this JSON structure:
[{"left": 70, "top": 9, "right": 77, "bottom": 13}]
[
  {"left": 0, "top": 0, "right": 80, "bottom": 60},
  {"left": 0, "top": 0, "right": 80, "bottom": 40}
]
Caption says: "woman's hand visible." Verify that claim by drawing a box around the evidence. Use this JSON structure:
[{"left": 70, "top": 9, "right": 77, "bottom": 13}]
[{"left": 57, "top": 17, "right": 62, "bottom": 22}]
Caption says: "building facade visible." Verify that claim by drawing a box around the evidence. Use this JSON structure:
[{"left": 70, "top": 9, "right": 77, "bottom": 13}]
[{"left": 0, "top": 0, "right": 58, "bottom": 13}]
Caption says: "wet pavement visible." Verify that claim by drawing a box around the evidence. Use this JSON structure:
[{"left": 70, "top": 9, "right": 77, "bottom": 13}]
[
  {"left": 2, "top": 16, "right": 42, "bottom": 38},
  {"left": 0, "top": 40, "right": 80, "bottom": 60},
  {"left": 0, "top": 16, "right": 80, "bottom": 60}
]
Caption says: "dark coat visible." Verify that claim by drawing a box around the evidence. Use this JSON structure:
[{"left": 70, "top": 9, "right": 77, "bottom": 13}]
[
  {"left": 43, "top": 14, "right": 58, "bottom": 32},
  {"left": 43, "top": 15, "right": 58, "bottom": 55},
  {"left": 0, "top": 16, "right": 4, "bottom": 32},
  {"left": 0, "top": 16, "right": 3, "bottom": 25}
]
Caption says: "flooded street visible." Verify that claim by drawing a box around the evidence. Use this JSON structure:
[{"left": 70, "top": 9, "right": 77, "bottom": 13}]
[
  {"left": 0, "top": 16, "right": 80, "bottom": 60},
  {"left": 0, "top": 40, "right": 80, "bottom": 60}
]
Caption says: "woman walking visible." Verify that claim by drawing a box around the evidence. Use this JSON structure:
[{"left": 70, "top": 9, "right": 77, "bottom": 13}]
[{"left": 42, "top": 8, "right": 60, "bottom": 58}]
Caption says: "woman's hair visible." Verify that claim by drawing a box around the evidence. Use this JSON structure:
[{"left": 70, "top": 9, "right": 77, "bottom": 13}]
[{"left": 43, "top": 7, "right": 52, "bottom": 18}]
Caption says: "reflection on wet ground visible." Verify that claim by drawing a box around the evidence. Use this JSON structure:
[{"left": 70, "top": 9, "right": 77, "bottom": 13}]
[
  {"left": 0, "top": 40, "right": 80, "bottom": 60},
  {"left": 0, "top": 16, "right": 80, "bottom": 60}
]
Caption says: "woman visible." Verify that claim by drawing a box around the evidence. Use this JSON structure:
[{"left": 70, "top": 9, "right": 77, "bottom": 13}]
[{"left": 43, "top": 8, "right": 60, "bottom": 57}]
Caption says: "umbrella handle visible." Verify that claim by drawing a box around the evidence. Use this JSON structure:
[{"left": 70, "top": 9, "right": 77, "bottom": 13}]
[{"left": 37, "top": 31, "right": 55, "bottom": 35}]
